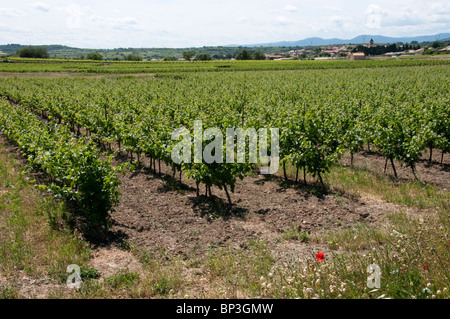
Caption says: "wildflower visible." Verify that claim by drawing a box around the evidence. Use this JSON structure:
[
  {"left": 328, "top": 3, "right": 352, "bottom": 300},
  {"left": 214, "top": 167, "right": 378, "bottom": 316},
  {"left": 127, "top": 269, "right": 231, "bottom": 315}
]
[
  {"left": 422, "top": 288, "right": 432, "bottom": 294},
  {"left": 424, "top": 265, "right": 429, "bottom": 271},
  {"left": 316, "top": 252, "right": 325, "bottom": 262}
]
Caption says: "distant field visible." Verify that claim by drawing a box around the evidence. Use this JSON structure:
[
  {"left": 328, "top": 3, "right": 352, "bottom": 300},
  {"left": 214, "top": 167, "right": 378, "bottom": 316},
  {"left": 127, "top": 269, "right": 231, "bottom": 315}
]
[{"left": 0, "top": 57, "right": 449, "bottom": 74}]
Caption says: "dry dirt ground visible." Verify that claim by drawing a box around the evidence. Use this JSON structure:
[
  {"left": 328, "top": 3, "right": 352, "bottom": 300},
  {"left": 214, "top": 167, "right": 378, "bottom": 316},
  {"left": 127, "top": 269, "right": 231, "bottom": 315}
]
[{"left": 109, "top": 151, "right": 444, "bottom": 261}]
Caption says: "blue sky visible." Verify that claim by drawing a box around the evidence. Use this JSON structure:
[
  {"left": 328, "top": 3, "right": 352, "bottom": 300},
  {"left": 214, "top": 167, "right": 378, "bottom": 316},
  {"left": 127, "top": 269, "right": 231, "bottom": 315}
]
[{"left": 0, "top": 0, "right": 449, "bottom": 48}]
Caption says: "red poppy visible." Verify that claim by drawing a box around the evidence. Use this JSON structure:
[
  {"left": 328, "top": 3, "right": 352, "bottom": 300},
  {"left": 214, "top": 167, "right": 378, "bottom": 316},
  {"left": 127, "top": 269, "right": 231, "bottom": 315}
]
[
  {"left": 424, "top": 265, "right": 429, "bottom": 270},
  {"left": 316, "top": 252, "right": 325, "bottom": 262}
]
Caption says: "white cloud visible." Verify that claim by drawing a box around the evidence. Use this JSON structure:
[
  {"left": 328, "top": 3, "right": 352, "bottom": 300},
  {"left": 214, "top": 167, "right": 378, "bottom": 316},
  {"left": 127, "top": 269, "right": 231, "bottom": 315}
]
[
  {"left": 365, "top": 4, "right": 383, "bottom": 28},
  {"left": 65, "top": 4, "right": 82, "bottom": 29},
  {"left": 33, "top": 2, "right": 50, "bottom": 12},
  {"left": 0, "top": 7, "right": 27, "bottom": 17},
  {"left": 275, "top": 15, "right": 291, "bottom": 26},
  {"left": 283, "top": 5, "right": 298, "bottom": 13},
  {"left": 323, "top": 6, "right": 343, "bottom": 12}
]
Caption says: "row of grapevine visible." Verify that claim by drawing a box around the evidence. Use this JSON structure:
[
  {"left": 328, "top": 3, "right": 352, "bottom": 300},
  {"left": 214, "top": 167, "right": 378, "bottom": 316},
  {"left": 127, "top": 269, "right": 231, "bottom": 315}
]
[
  {"left": 1, "top": 57, "right": 449, "bottom": 74},
  {"left": 0, "top": 99, "right": 122, "bottom": 226},
  {"left": 0, "top": 64, "right": 448, "bottom": 208}
]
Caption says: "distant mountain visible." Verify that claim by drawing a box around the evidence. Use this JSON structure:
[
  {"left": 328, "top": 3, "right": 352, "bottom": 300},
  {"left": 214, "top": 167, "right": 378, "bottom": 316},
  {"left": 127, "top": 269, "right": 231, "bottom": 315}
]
[
  {"left": 240, "top": 33, "right": 450, "bottom": 47},
  {"left": 1, "top": 33, "right": 449, "bottom": 59}
]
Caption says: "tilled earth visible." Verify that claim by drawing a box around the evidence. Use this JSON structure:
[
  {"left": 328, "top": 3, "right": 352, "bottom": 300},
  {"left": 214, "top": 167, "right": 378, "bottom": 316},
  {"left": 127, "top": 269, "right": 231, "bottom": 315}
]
[{"left": 109, "top": 153, "right": 431, "bottom": 260}]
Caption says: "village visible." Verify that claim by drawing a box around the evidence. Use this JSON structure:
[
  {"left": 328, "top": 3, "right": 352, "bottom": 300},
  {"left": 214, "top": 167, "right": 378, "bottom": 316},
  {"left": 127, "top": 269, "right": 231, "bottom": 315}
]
[{"left": 264, "top": 39, "right": 450, "bottom": 61}]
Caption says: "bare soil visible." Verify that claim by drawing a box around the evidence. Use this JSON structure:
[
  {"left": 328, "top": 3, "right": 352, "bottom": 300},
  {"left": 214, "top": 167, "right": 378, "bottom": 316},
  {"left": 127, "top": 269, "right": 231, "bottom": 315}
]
[{"left": 108, "top": 156, "right": 417, "bottom": 261}]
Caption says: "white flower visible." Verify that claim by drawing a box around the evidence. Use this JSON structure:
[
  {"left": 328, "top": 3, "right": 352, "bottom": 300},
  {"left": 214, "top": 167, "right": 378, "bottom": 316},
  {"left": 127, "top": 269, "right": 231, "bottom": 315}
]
[{"left": 422, "top": 288, "right": 432, "bottom": 294}]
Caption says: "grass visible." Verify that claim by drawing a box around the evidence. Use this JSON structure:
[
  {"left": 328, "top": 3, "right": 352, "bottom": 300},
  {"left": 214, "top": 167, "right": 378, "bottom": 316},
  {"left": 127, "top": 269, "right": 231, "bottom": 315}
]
[
  {"left": 282, "top": 223, "right": 309, "bottom": 242},
  {"left": 312, "top": 222, "right": 389, "bottom": 252},
  {"left": 104, "top": 270, "right": 139, "bottom": 289},
  {"left": 280, "top": 160, "right": 449, "bottom": 212},
  {"left": 0, "top": 140, "right": 92, "bottom": 296},
  {"left": 325, "top": 164, "right": 449, "bottom": 211}
]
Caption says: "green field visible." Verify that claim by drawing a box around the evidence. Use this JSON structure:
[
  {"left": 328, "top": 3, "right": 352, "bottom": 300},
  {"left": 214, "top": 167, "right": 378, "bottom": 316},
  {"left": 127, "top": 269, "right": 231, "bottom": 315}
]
[{"left": 0, "top": 57, "right": 449, "bottom": 74}]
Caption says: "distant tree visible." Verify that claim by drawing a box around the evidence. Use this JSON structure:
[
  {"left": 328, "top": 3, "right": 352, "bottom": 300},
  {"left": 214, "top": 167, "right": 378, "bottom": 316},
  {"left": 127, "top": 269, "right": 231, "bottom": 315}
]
[
  {"left": 18, "top": 46, "right": 49, "bottom": 58},
  {"left": 112, "top": 57, "right": 120, "bottom": 61},
  {"left": 431, "top": 41, "right": 442, "bottom": 49},
  {"left": 125, "top": 53, "right": 143, "bottom": 61},
  {"left": 424, "top": 49, "right": 438, "bottom": 55},
  {"left": 182, "top": 50, "right": 195, "bottom": 61},
  {"left": 318, "top": 52, "right": 330, "bottom": 57},
  {"left": 235, "top": 49, "right": 252, "bottom": 60},
  {"left": 195, "top": 53, "right": 212, "bottom": 61},
  {"left": 253, "top": 51, "right": 266, "bottom": 60},
  {"left": 163, "top": 56, "right": 177, "bottom": 61},
  {"left": 86, "top": 52, "right": 103, "bottom": 60}
]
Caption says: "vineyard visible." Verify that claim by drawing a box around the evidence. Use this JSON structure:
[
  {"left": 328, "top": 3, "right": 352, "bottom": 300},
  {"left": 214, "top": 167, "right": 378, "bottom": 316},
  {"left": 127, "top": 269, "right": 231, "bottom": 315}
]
[{"left": 0, "top": 58, "right": 449, "bottom": 299}]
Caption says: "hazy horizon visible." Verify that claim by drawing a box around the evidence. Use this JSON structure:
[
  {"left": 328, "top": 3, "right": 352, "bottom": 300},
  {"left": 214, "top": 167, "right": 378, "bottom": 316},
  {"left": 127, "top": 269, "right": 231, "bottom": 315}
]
[{"left": 0, "top": 0, "right": 449, "bottom": 49}]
